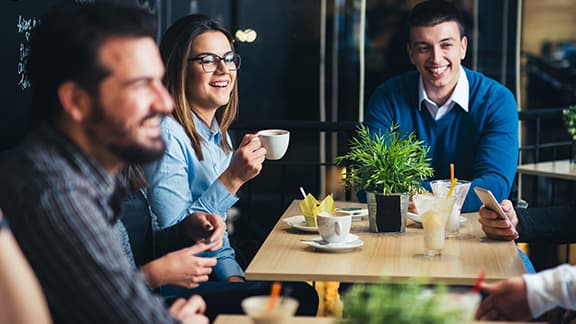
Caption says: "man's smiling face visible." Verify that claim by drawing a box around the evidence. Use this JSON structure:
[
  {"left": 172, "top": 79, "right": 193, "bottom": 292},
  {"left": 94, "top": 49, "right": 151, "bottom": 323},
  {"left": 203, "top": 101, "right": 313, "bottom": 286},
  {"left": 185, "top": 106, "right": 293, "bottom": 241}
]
[{"left": 407, "top": 21, "right": 467, "bottom": 96}]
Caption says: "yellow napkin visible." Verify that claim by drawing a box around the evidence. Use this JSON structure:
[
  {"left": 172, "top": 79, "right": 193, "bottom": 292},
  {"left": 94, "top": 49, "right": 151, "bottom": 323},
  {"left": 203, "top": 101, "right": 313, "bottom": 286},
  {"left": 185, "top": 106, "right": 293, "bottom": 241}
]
[{"left": 299, "top": 193, "right": 336, "bottom": 227}]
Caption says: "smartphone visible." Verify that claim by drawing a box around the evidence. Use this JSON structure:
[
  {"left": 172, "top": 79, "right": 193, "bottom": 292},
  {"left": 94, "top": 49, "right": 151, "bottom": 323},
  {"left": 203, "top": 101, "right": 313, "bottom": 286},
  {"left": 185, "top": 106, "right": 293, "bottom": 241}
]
[{"left": 473, "top": 187, "right": 512, "bottom": 223}]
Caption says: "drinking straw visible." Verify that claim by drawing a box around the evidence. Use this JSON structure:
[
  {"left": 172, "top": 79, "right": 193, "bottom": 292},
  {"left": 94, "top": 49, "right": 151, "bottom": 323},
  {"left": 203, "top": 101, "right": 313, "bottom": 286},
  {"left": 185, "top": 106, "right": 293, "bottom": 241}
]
[
  {"left": 268, "top": 281, "right": 282, "bottom": 312},
  {"left": 471, "top": 271, "right": 486, "bottom": 294},
  {"left": 447, "top": 163, "right": 457, "bottom": 198},
  {"left": 299, "top": 187, "right": 307, "bottom": 199},
  {"left": 447, "top": 178, "right": 457, "bottom": 198}
]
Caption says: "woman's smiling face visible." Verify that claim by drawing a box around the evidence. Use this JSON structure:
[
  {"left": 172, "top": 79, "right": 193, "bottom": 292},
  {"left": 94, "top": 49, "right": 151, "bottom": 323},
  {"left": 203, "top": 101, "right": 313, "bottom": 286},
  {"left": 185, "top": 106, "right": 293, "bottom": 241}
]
[{"left": 186, "top": 31, "right": 236, "bottom": 113}]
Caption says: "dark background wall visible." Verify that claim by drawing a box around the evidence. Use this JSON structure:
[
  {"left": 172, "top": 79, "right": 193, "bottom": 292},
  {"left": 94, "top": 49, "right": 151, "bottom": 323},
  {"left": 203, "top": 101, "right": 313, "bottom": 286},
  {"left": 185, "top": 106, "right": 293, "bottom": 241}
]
[
  {"left": 1, "top": 0, "right": 524, "bottom": 151},
  {"left": 0, "top": 0, "right": 162, "bottom": 151},
  {"left": 1, "top": 1, "right": 57, "bottom": 151}
]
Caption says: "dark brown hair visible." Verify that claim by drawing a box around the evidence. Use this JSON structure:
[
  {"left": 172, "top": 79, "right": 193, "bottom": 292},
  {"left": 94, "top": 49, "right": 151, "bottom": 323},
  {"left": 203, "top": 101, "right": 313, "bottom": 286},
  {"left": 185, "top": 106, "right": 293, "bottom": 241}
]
[
  {"left": 28, "top": 2, "right": 156, "bottom": 123},
  {"left": 407, "top": 0, "right": 465, "bottom": 42}
]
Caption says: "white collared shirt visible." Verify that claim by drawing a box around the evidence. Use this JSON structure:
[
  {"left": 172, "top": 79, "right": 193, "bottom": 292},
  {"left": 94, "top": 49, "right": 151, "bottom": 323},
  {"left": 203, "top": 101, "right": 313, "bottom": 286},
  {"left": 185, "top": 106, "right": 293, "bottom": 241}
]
[
  {"left": 523, "top": 264, "right": 576, "bottom": 318},
  {"left": 419, "top": 67, "right": 469, "bottom": 120}
]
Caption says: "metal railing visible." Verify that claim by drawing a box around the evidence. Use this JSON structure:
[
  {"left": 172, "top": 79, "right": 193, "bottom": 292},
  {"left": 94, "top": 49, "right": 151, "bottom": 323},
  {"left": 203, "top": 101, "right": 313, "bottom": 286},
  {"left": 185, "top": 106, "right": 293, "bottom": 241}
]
[{"left": 518, "top": 107, "right": 571, "bottom": 164}]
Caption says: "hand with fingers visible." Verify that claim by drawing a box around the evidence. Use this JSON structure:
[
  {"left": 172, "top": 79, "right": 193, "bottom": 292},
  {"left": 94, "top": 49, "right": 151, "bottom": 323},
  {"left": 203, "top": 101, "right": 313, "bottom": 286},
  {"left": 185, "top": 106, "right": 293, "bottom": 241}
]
[
  {"left": 408, "top": 198, "right": 417, "bottom": 214},
  {"left": 478, "top": 199, "right": 520, "bottom": 240},
  {"left": 169, "top": 295, "right": 209, "bottom": 324},
  {"left": 219, "top": 133, "right": 267, "bottom": 194},
  {"left": 184, "top": 212, "right": 225, "bottom": 251},
  {"left": 141, "top": 242, "right": 217, "bottom": 289},
  {"left": 475, "top": 277, "right": 531, "bottom": 321}
]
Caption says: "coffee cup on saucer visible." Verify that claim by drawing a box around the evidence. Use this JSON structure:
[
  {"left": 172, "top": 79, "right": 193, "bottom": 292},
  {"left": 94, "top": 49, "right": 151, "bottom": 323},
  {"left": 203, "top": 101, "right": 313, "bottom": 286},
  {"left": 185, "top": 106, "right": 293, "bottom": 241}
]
[{"left": 316, "top": 212, "right": 352, "bottom": 243}]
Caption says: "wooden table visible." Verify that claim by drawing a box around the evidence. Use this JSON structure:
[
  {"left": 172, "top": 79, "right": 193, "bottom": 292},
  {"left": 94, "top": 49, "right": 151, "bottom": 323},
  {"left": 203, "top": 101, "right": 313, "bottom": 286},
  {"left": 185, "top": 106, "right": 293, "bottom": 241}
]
[
  {"left": 516, "top": 159, "right": 576, "bottom": 200},
  {"left": 245, "top": 200, "right": 526, "bottom": 285},
  {"left": 214, "top": 315, "right": 542, "bottom": 324},
  {"left": 516, "top": 159, "right": 576, "bottom": 181}
]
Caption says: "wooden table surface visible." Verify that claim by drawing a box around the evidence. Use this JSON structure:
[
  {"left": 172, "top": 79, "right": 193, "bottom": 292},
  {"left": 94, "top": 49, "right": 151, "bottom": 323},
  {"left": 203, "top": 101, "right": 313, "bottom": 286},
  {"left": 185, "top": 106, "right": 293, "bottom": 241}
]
[
  {"left": 517, "top": 159, "right": 576, "bottom": 181},
  {"left": 245, "top": 200, "right": 526, "bottom": 285},
  {"left": 516, "top": 159, "right": 576, "bottom": 199},
  {"left": 214, "top": 315, "right": 542, "bottom": 324}
]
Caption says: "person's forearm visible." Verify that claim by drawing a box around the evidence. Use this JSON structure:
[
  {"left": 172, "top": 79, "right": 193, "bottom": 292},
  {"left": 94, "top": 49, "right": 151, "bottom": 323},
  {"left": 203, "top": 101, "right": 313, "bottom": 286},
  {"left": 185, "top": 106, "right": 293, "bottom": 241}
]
[
  {"left": 517, "top": 205, "right": 576, "bottom": 243},
  {"left": 464, "top": 88, "right": 518, "bottom": 212},
  {"left": 141, "top": 259, "right": 163, "bottom": 289},
  {"left": 186, "top": 180, "right": 239, "bottom": 219},
  {"left": 218, "top": 168, "right": 244, "bottom": 195},
  {"left": 0, "top": 230, "right": 52, "bottom": 324},
  {"left": 524, "top": 264, "right": 576, "bottom": 317}
]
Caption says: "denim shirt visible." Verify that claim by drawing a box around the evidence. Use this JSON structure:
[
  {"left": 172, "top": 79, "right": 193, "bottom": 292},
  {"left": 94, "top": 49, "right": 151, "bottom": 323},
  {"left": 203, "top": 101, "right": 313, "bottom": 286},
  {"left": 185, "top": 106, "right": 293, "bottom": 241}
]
[{"left": 143, "top": 115, "right": 243, "bottom": 280}]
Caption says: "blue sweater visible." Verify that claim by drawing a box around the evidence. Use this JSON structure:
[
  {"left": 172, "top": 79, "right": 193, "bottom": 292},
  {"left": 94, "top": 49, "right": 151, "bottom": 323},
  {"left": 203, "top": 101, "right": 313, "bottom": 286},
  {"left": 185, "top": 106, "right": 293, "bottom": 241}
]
[{"left": 365, "top": 68, "right": 518, "bottom": 212}]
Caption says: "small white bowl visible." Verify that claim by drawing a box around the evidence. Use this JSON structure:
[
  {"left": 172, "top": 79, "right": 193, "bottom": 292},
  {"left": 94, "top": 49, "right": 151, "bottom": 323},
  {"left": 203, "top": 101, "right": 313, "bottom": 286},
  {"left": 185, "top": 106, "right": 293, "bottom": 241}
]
[{"left": 241, "top": 296, "right": 299, "bottom": 324}]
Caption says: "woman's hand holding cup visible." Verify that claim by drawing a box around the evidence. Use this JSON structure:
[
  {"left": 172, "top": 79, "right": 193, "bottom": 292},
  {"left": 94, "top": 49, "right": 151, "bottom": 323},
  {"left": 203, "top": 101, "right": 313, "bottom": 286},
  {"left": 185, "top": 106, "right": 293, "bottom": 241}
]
[{"left": 219, "top": 133, "right": 266, "bottom": 194}]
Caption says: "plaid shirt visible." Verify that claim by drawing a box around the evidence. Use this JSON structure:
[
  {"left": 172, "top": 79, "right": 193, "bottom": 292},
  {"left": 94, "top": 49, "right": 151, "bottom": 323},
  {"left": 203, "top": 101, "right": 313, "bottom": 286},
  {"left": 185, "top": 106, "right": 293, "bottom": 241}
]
[{"left": 0, "top": 125, "right": 178, "bottom": 324}]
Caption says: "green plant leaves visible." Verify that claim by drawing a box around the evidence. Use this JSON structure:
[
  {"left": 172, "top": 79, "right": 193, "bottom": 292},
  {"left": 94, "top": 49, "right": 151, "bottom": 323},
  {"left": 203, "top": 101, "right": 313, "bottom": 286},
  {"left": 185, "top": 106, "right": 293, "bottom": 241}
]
[
  {"left": 342, "top": 280, "right": 467, "bottom": 324},
  {"left": 336, "top": 124, "right": 434, "bottom": 194},
  {"left": 563, "top": 105, "right": 576, "bottom": 141}
]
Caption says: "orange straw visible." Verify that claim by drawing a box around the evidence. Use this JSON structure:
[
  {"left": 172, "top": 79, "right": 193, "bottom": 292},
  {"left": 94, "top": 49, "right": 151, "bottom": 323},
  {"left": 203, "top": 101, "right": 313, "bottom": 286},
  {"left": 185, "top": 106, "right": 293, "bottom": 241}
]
[
  {"left": 447, "top": 163, "right": 457, "bottom": 198},
  {"left": 471, "top": 271, "right": 486, "bottom": 294},
  {"left": 268, "top": 282, "right": 282, "bottom": 312},
  {"left": 447, "top": 178, "right": 457, "bottom": 198}
]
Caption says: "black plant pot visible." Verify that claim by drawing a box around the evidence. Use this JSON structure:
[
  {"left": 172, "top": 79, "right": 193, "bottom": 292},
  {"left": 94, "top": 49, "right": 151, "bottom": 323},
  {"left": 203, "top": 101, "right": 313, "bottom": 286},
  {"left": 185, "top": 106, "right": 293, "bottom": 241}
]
[{"left": 367, "top": 192, "right": 408, "bottom": 233}]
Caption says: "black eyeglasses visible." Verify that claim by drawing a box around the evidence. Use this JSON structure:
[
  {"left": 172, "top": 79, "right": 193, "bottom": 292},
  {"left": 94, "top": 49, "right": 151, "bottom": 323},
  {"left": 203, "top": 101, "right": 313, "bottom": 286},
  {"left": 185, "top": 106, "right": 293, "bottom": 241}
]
[{"left": 187, "top": 51, "right": 241, "bottom": 73}]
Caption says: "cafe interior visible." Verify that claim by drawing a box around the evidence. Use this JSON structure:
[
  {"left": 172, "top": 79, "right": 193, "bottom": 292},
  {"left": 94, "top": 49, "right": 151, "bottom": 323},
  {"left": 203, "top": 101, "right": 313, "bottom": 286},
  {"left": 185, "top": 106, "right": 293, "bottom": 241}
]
[
  {"left": 2, "top": 0, "right": 576, "bottom": 323},
  {"left": 211, "top": 0, "right": 576, "bottom": 277}
]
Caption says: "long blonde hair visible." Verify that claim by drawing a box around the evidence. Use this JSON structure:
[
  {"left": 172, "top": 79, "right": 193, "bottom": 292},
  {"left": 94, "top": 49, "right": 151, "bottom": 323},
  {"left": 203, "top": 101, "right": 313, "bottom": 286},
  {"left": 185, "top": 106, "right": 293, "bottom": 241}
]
[{"left": 160, "top": 14, "right": 238, "bottom": 160}]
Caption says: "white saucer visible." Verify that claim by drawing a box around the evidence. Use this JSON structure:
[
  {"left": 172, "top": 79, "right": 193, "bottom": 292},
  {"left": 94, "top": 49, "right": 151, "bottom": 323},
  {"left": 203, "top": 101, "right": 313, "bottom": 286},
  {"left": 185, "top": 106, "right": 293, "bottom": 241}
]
[
  {"left": 301, "top": 234, "right": 364, "bottom": 252},
  {"left": 283, "top": 215, "right": 318, "bottom": 232},
  {"left": 407, "top": 212, "right": 466, "bottom": 224},
  {"left": 336, "top": 207, "right": 368, "bottom": 221}
]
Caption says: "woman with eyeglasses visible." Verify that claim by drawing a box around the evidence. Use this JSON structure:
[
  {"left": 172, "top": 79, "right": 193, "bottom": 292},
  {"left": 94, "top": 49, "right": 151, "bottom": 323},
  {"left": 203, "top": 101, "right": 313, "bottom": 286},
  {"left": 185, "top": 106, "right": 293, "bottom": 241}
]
[
  {"left": 142, "top": 14, "right": 265, "bottom": 283},
  {"left": 136, "top": 15, "right": 318, "bottom": 319}
]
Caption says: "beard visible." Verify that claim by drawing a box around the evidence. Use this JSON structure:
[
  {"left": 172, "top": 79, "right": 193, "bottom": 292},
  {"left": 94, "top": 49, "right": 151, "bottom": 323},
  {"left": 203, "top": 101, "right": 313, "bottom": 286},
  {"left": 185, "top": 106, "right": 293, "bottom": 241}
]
[
  {"left": 86, "top": 100, "right": 167, "bottom": 165},
  {"left": 108, "top": 138, "right": 165, "bottom": 164}
]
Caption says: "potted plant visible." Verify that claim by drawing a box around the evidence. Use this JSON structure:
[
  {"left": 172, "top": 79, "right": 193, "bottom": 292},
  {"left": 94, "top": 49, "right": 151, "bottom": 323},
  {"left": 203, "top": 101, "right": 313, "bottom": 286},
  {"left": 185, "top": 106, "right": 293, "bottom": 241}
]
[
  {"left": 562, "top": 104, "right": 576, "bottom": 163},
  {"left": 342, "top": 280, "right": 476, "bottom": 324},
  {"left": 336, "top": 124, "right": 433, "bottom": 232}
]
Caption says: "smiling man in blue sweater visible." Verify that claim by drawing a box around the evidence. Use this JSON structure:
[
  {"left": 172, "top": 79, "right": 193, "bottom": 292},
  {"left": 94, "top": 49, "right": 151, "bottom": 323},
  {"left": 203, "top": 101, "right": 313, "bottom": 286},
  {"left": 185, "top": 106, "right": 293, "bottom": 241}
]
[{"left": 365, "top": 0, "right": 518, "bottom": 212}]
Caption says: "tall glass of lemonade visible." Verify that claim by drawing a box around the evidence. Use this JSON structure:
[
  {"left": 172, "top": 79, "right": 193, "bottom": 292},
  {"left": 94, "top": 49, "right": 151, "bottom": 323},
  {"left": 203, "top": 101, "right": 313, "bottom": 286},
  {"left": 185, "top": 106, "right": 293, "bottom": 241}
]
[{"left": 413, "top": 194, "right": 456, "bottom": 256}]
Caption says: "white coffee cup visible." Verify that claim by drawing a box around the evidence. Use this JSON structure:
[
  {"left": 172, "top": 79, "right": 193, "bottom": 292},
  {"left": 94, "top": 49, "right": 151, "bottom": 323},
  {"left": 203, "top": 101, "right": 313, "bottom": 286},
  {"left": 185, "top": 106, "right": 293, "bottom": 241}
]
[
  {"left": 317, "top": 212, "right": 352, "bottom": 243},
  {"left": 257, "top": 129, "right": 290, "bottom": 160}
]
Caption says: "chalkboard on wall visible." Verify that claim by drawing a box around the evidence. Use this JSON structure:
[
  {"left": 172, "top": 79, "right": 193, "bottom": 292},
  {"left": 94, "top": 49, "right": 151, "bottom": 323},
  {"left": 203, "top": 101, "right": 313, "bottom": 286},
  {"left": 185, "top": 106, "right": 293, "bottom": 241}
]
[
  {"left": 0, "top": 0, "right": 64, "bottom": 151},
  {"left": 0, "top": 0, "right": 161, "bottom": 151}
]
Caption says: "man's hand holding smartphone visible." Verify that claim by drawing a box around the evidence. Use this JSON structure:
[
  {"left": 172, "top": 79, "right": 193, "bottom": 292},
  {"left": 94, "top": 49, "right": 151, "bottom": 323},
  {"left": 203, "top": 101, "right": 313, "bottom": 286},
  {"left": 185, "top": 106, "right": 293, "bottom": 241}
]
[{"left": 475, "top": 187, "right": 519, "bottom": 241}]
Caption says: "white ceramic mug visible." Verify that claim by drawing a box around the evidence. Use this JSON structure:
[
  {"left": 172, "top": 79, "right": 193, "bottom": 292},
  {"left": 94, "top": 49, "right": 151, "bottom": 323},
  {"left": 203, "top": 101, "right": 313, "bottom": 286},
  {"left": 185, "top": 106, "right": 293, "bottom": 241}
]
[
  {"left": 257, "top": 129, "right": 290, "bottom": 160},
  {"left": 316, "top": 212, "right": 352, "bottom": 243}
]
